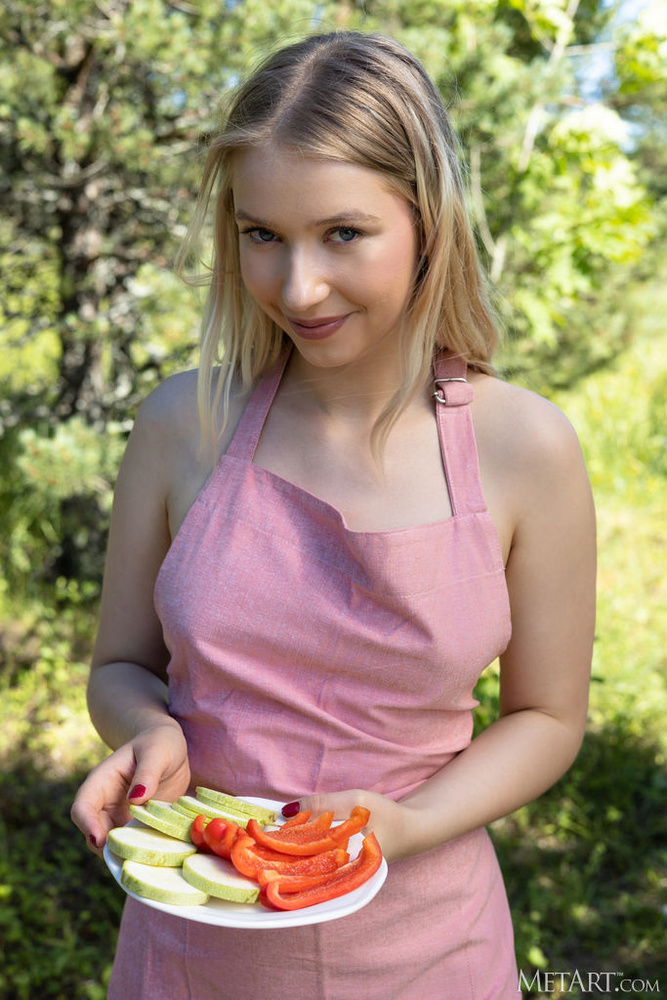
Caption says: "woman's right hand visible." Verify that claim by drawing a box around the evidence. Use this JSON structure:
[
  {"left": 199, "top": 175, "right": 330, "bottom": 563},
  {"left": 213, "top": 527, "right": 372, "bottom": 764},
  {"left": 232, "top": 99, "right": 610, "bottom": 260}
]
[{"left": 70, "top": 719, "right": 191, "bottom": 858}]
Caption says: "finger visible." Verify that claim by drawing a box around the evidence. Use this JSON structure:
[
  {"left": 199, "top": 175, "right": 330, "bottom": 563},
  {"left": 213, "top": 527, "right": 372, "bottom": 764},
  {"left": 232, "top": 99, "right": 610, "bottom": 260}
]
[
  {"left": 285, "top": 789, "right": 366, "bottom": 821},
  {"left": 71, "top": 786, "right": 127, "bottom": 855},
  {"left": 70, "top": 793, "right": 100, "bottom": 846},
  {"left": 126, "top": 726, "right": 190, "bottom": 806},
  {"left": 70, "top": 748, "right": 136, "bottom": 849},
  {"left": 125, "top": 757, "right": 177, "bottom": 805},
  {"left": 126, "top": 781, "right": 149, "bottom": 803}
]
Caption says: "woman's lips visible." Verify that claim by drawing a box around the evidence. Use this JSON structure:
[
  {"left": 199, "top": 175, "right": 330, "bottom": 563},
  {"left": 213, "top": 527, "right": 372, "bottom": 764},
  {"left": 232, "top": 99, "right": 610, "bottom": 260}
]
[{"left": 287, "top": 314, "right": 350, "bottom": 340}]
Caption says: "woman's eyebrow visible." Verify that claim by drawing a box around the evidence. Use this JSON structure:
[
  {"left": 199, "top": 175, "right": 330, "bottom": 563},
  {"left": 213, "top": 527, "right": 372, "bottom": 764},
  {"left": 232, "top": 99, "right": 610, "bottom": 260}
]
[
  {"left": 313, "top": 212, "right": 381, "bottom": 226},
  {"left": 234, "top": 209, "right": 381, "bottom": 227},
  {"left": 235, "top": 210, "right": 272, "bottom": 226}
]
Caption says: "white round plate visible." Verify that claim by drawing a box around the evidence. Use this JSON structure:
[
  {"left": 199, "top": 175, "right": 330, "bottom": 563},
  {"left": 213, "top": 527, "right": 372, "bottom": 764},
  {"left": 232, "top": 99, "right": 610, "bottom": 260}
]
[{"left": 103, "top": 796, "right": 388, "bottom": 929}]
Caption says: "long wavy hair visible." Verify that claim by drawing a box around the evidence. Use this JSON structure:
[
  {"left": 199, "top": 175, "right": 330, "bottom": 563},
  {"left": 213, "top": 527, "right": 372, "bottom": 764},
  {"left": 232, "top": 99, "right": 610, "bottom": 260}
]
[{"left": 176, "top": 31, "right": 500, "bottom": 455}]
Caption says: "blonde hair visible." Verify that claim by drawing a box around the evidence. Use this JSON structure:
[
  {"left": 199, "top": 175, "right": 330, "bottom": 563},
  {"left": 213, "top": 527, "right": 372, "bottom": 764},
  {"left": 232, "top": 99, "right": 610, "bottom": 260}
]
[{"left": 177, "top": 31, "right": 500, "bottom": 455}]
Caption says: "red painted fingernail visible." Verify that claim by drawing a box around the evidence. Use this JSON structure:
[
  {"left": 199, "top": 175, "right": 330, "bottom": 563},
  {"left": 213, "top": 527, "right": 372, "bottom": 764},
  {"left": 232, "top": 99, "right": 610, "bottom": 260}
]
[
  {"left": 128, "top": 784, "right": 146, "bottom": 800},
  {"left": 89, "top": 834, "right": 98, "bottom": 847},
  {"left": 282, "top": 800, "right": 301, "bottom": 818}
]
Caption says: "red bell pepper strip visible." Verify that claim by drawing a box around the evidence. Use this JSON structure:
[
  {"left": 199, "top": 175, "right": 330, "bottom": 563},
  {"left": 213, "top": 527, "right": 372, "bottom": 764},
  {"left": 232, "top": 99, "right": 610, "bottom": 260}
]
[
  {"left": 279, "top": 810, "right": 311, "bottom": 830},
  {"left": 329, "top": 806, "right": 370, "bottom": 845},
  {"left": 231, "top": 833, "right": 348, "bottom": 879},
  {"left": 190, "top": 814, "right": 214, "bottom": 853},
  {"left": 270, "top": 810, "right": 333, "bottom": 834},
  {"left": 246, "top": 811, "right": 337, "bottom": 857},
  {"left": 263, "top": 833, "right": 383, "bottom": 910},
  {"left": 203, "top": 817, "right": 240, "bottom": 859},
  {"left": 230, "top": 835, "right": 292, "bottom": 873},
  {"left": 258, "top": 867, "right": 340, "bottom": 892}
]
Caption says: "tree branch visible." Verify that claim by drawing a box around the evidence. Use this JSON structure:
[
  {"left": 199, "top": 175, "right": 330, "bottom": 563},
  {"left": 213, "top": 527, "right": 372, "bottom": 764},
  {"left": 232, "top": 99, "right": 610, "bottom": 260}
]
[{"left": 517, "top": 0, "right": 581, "bottom": 174}]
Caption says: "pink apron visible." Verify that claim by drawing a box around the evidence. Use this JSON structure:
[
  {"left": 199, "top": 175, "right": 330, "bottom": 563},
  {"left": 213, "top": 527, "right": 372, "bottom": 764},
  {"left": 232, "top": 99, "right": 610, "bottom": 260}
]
[{"left": 108, "top": 349, "right": 519, "bottom": 999}]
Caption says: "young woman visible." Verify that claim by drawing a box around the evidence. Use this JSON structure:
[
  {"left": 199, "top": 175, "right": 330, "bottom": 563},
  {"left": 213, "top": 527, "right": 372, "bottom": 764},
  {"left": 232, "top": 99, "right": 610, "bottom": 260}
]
[{"left": 71, "top": 31, "right": 596, "bottom": 999}]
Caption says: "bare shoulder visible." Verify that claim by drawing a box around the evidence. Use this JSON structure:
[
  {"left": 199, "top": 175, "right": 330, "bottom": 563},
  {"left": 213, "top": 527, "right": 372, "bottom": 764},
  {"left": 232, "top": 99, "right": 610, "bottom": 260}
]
[
  {"left": 469, "top": 373, "right": 592, "bottom": 541},
  {"left": 471, "top": 373, "right": 585, "bottom": 476},
  {"left": 132, "top": 368, "right": 249, "bottom": 458},
  {"left": 126, "top": 368, "right": 252, "bottom": 536},
  {"left": 133, "top": 369, "right": 199, "bottom": 444}
]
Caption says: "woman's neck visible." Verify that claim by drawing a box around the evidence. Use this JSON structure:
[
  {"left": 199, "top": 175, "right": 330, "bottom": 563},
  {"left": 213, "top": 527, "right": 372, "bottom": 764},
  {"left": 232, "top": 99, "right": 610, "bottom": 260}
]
[{"left": 282, "top": 338, "right": 418, "bottom": 425}]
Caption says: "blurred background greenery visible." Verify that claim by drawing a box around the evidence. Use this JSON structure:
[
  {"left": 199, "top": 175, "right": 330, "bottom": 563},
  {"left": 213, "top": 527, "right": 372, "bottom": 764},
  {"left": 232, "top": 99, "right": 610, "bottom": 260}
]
[{"left": 0, "top": 1, "right": 664, "bottom": 997}]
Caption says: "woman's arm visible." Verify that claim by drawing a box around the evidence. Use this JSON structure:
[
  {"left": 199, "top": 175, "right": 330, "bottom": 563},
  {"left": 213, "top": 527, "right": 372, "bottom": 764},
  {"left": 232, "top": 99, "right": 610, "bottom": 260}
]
[
  {"left": 71, "top": 377, "right": 199, "bottom": 853},
  {"left": 295, "top": 389, "right": 597, "bottom": 861}
]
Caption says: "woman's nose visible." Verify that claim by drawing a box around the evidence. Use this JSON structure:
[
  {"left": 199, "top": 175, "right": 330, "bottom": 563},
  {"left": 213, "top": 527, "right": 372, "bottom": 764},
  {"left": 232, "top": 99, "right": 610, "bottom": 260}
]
[{"left": 281, "top": 249, "right": 329, "bottom": 312}]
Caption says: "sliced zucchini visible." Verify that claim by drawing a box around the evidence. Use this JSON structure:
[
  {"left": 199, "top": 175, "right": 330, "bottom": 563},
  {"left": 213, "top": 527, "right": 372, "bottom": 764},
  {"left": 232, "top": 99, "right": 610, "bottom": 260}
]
[
  {"left": 144, "top": 799, "right": 194, "bottom": 838},
  {"left": 176, "top": 795, "right": 250, "bottom": 829},
  {"left": 182, "top": 853, "right": 260, "bottom": 904},
  {"left": 195, "top": 787, "right": 278, "bottom": 824},
  {"left": 121, "top": 859, "right": 208, "bottom": 906},
  {"left": 128, "top": 803, "right": 193, "bottom": 842},
  {"left": 108, "top": 824, "right": 196, "bottom": 866}
]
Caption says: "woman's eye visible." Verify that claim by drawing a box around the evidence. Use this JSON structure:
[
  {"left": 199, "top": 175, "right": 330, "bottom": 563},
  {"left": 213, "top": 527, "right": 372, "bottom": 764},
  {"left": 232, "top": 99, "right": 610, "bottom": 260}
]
[
  {"left": 329, "top": 227, "right": 361, "bottom": 244},
  {"left": 242, "top": 227, "right": 277, "bottom": 244}
]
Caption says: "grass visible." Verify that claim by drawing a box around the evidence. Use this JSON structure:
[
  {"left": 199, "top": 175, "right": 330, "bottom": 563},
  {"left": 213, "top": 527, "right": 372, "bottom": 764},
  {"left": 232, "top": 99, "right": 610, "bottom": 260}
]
[{"left": 0, "top": 280, "right": 665, "bottom": 998}]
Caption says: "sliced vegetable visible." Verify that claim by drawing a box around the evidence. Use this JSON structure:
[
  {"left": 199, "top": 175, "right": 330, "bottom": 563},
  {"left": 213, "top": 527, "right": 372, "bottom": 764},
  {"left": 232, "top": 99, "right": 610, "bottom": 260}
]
[
  {"left": 182, "top": 853, "right": 260, "bottom": 903},
  {"left": 257, "top": 867, "right": 339, "bottom": 892},
  {"left": 121, "top": 859, "right": 209, "bottom": 906},
  {"left": 231, "top": 833, "right": 348, "bottom": 879},
  {"left": 329, "top": 806, "right": 371, "bottom": 846},
  {"left": 108, "top": 825, "right": 197, "bottom": 867},
  {"left": 195, "top": 787, "right": 278, "bottom": 824},
  {"left": 230, "top": 835, "right": 291, "bottom": 869},
  {"left": 279, "top": 810, "right": 311, "bottom": 830},
  {"left": 128, "top": 803, "right": 193, "bottom": 842},
  {"left": 263, "top": 833, "right": 383, "bottom": 910},
  {"left": 176, "top": 795, "right": 250, "bottom": 828},
  {"left": 144, "top": 799, "right": 196, "bottom": 839},
  {"left": 245, "top": 811, "right": 338, "bottom": 857},
  {"left": 202, "top": 817, "right": 240, "bottom": 859},
  {"left": 189, "top": 813, "right": 214, "bottom": 853}
]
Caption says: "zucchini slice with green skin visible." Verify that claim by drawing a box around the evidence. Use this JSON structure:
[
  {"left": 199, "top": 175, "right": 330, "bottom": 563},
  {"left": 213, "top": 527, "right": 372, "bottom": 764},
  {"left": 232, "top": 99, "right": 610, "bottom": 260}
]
[
  {"left": 121, "top": 860, "right": 209, "bottom": 906},
  {"left": 144, "top": 799, "right": 195, "bottom": 838},
  {"left": 182, "top": 853, "right": 260, "bottom": 904},
  {"left": 171, "top": 799, "right": 203, "bottom": 820},
  {"left": 175, "top": 795, "right": 250, "bottom": 829},
  {"left": 195, "top": 787, "right": 278, "bottom": 824},
  {"left": 108, "top": 824, "right": 197, "bottom": 866},
  {"left": 128, "top": 803, "right": 193, "bottom": 842}
]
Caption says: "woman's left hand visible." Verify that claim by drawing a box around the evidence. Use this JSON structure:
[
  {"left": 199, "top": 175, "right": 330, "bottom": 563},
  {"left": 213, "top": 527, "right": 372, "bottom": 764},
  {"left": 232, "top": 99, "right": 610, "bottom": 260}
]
[{"left": 285, "top": 789, "right": 417, "bottom": 863}]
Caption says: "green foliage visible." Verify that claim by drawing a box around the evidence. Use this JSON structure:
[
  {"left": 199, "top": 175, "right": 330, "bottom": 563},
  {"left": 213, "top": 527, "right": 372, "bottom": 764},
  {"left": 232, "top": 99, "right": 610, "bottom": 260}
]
[
  {"left": 614, "top": 0, "right": 667, "bottom": 100},
  {"left": 0, "top": 0, "right": 220, "bottom": 430},
  {"left": 498, "top": 110, "right": 656, "bottom": 387},
  {"left": 0, "top": 418, "right": 125, "bottom": 600},
  {"left": 611, "top": 0, "right": 667, "bottom": 214}
]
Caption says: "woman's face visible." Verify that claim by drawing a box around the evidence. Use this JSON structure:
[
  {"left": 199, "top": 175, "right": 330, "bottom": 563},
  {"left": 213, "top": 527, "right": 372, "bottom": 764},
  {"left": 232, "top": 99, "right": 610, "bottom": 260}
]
[{"left": 232, "top": 145, "right": 419, "bottom": 370}]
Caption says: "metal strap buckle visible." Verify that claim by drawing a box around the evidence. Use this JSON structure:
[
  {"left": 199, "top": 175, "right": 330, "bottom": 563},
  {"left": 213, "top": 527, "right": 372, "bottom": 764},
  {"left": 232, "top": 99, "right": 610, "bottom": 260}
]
[{"left": 433, "top": 377, "right": 468, "bottom": 403}]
